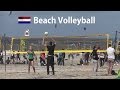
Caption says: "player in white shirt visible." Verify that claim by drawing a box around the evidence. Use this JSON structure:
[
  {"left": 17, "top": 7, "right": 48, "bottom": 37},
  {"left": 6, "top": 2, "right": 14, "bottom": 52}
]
[{"left": 106, "top": 44, "right": 115, "bottom": 75}]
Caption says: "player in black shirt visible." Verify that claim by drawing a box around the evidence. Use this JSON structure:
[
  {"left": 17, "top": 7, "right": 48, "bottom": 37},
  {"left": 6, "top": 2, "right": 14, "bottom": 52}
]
[
  {"left": 16, "top": 51, "right": 20, "bottom": 62},
  {"left": 43, "top": 36, "right": 56, "bottom": 75},
  {"left": 91, "top": 45, "right": 99, "bottom": 72},
  {"left": 61, "top": 49, "right": 65, "bottom": 66}
]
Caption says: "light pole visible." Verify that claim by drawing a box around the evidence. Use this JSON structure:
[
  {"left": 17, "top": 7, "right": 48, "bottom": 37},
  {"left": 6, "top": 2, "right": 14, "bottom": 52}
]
[
  {"left": 106, "top": 34, "right": 110, "bottom": 49},
  {"left": 114, "top": 30, "right": 118, "bottom": 50},
  {"left": 114, "top": 30, "right": 120, "bottom": 52},
  {"left": 3, "top": 34, "right": 6, "bottom": 72},
  {"left": 0, "top": 36, "right": 1, "bottom": 49},
  {"left": 11, "top": 38, "right": 15, "bottom": 51}
]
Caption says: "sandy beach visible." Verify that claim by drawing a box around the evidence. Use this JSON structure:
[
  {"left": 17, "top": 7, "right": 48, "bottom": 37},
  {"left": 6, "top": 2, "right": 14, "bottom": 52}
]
[{"left": 0, "top": 58, "right": 119, "bottom": 79}]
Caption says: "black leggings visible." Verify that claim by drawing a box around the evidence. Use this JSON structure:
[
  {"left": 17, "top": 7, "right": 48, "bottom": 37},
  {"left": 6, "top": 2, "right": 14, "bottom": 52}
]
[{"left": 47, "top": 56, "right": 54, "bottom": 75}]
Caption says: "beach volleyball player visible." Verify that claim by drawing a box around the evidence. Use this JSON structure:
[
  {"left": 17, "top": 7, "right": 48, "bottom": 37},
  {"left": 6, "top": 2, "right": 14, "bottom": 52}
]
[
  {"left": 42, "top": 32, "right": 56, "bottom": 75},
  {"left": 27, "top": 46, "right": 36, "bottom": 73}
]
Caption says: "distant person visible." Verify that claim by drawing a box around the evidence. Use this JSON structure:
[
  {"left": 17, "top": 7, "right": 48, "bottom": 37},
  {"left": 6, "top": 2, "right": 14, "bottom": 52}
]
[
  {"left": 99, "top": 52, "right": 105, "bottom": 67},
  {"left": 61, "top": 49, "right": 65, "bottom": 66},
  {"left": 84, "top": 52, "right": 90, "bottom": 65},
  {"left": 40, "top": 49, "right": 46, "bottom": 66},
  {"left": 57, "top": 52, "right": 63, "bottom": 65},
  {"left": 79, "top": 52, "right": 83, "bottom": 65},
  {"left": 91, "top": 45, "right": 99, "bottom": 72},
  {"left": 23, "top": 54, "right": 28, "bottom": 64},
  {"left": 81, "top": 52, "right": 85, "bottom": 65},
  {"left": 6, "top": 57, "right": 10, "bottom": 64},
  {"left": 57, "top": 49, "right": 65, "bottom": 66},
  {"left": 104, "top": 52, "right": 108, "bottom": 62},
  {"left": 16, "top": 51, "right": 20, "bottom": 62},
  {"left": 107, "top": 44, "right": 115, "bottom": 75},
  {"left": 117, "top": 52, "right": 120, "bottom": 63},
  {"left": 114, "top": 53, "right": 119, "bottom": 65},
  {"left": 68, "top": 53, "right": 74, "bottom": 65},
  {"left": 54, "top": 54, "right": 58, "bottom": 58},
  {"left": 0, "top": 50, "right": 3, "bottom": 64},
  {"left": 27, "top": 46, "right": 36, "bottom": 73},
  {"left": 11, "top": 51, "right": 15, "bottom": 64}
]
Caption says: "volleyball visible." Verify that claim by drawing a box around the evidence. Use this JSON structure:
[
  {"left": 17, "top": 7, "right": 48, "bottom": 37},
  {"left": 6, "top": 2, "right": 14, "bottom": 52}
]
[{"left": 44, "top": 32, "right": 48, "bottom": 35}]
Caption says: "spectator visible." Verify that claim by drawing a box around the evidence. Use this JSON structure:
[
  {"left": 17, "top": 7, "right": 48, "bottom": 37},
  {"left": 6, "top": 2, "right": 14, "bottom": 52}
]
[
  {"left": 91, "top": 45, "right": 99, "bottom": 72},
  {"left": 84, "top": 52, "right": 90, "bottom": 65},
  {"left": 16, "top": 51, "right": 20, "bottom": 63},
  {"left": 107, "top": 44, "right": 115, "bottom": 75},
  {"left": 11, "top": 51, "right": 15, "bottom": 64},
  {"left": 99, "top": 52, "right": 105, "bottom": 67},
  {"left": 23, "top": 54, "right": 28, "bottom": 64},
  {"left": 40, "top": 49, "right": 46, "bottom": 66},
  {"left": 57, "top": 52, "right": 63, "bottom": 65},
  {"left": 61, "top": 49, "right": 65, "bottom": 66}
]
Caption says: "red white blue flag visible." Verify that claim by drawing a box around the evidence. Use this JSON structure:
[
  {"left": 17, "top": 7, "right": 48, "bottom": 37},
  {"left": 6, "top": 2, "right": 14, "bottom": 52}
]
[{"left": 18, "top": 16, "right": 31, "bottom": 24}]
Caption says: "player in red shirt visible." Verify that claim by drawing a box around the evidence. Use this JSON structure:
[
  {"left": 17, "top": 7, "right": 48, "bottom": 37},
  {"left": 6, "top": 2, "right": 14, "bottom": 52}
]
[{"left": 40, "top": 49, "right": 46, "bottom": 66}]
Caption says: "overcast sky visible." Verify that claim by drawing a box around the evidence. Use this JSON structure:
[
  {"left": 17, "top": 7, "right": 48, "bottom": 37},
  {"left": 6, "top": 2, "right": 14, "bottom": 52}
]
[{"left": 0, "top": 11, "right": 120, "bottom": 39}]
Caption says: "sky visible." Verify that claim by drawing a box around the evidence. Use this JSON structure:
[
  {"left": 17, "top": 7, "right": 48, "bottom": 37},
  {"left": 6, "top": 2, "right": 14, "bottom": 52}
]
[{"left": 0, "top": 11, "right": 120, "bottom": 39}]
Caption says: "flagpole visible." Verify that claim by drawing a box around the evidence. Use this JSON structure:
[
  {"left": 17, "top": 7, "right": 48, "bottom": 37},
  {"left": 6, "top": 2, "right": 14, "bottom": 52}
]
[{"left": 3, "top": 34, "right": 6, "bottom": 72}]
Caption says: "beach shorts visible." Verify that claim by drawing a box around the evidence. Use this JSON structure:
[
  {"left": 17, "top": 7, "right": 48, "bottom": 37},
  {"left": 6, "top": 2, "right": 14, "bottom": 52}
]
[
  {"left": 29, "top": 59, "right": 34, "bottom": 61},
  {"left": 108, "top": 58, "right": 114, "bottom": 62}
]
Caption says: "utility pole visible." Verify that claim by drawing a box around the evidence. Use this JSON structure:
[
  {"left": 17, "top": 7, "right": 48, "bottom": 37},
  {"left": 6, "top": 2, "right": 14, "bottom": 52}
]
[
  {"left": 3, "top": 34, "right": 6, "bottom": 72},
  {"left": 114, "top": 31, "right": 117, "bottom": 49},
  {"left": 114, "top": 30, "right": 120, "bottom": 52}
]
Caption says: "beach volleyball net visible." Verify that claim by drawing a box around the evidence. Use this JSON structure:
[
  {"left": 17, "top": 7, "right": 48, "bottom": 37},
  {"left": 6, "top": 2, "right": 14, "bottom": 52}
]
[{"left": 0, "top": 34, "right": 112, "bottom": 54}]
